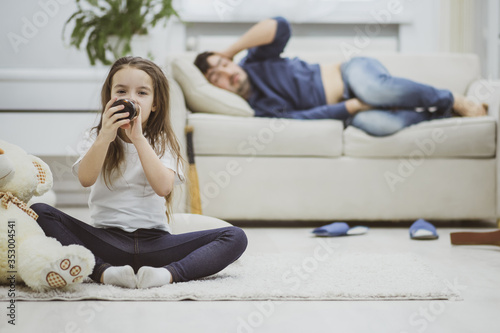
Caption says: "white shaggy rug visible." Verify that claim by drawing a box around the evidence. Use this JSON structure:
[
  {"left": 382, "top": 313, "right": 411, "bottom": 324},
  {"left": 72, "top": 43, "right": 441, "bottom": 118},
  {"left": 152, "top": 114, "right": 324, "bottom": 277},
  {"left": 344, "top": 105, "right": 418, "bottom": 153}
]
[{"left": 0, "top": 252, "right": 460, "bottom": 301}]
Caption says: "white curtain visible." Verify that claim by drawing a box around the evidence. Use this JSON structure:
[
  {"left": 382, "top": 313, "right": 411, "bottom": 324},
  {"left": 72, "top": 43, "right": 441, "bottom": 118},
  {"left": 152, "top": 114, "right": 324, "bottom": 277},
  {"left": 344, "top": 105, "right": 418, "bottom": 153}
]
[{"left": 439, "top": 0, "right": 476, "bottom": 53}]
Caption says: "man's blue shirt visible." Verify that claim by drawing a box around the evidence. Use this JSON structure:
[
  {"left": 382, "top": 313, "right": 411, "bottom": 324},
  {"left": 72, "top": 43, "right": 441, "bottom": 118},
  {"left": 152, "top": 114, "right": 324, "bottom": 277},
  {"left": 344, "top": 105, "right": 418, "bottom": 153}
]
[{"left": 239, "top": 17, "right": 350, "bottom": 120}]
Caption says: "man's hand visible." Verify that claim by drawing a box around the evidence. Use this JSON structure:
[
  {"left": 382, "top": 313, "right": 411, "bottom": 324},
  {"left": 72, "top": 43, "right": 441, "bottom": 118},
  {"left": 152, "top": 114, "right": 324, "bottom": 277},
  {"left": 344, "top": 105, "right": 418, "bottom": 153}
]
[
  {"left": 345, "top": 98, "right": 373, "bottom": 114},
  {"left": 217, "top": 50, "right": 234, "bottom": 61}
]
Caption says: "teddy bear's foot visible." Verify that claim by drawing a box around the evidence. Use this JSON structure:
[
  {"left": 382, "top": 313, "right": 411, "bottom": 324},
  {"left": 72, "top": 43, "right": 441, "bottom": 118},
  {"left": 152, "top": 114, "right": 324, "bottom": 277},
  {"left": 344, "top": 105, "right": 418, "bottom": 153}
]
[
  {"left": 43, "top": 256, "right": 85, "bottom": 288},
  {"left": 18, "top": 240, "right": 95, "bottom": 291}
]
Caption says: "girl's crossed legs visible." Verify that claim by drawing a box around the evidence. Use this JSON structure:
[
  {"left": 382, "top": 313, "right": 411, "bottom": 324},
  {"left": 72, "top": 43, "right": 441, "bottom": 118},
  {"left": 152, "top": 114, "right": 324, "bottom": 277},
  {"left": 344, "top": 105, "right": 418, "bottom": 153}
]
[{"left": 32, "top": 203, "right": 248, "bottom": 288}]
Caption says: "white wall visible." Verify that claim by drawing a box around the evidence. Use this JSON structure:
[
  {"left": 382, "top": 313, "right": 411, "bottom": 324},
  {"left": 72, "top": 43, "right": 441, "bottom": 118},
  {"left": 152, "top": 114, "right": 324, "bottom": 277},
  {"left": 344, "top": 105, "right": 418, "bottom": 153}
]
[
  {"left": 1, "top": 0, "right": 186, "bottom": 69},
  {"left": 0, "top": 0, "right": 467, "bottom": 113},
  {"left": 181, "top": 0, "right": 441, "bottom": 55},
  {"left": 0, "top": 0, "right": 185, "bottom": 111}
]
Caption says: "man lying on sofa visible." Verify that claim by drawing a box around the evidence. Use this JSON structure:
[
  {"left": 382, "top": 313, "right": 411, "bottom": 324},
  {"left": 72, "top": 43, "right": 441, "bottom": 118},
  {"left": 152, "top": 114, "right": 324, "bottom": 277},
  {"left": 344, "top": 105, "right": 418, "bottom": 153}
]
[{"left": 194, "top": 16, "right": 487, "bottom": 137}]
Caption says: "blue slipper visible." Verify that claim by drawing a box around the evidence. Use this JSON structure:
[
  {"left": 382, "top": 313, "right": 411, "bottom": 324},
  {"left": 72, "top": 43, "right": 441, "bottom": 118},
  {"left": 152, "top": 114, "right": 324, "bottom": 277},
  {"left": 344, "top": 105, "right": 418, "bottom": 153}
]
[
  {"left": 410, "top": 219, "right": 439, "bottom": 240},
  {"left": 312, "top": 222, "right": 369, "bottom": 237}
]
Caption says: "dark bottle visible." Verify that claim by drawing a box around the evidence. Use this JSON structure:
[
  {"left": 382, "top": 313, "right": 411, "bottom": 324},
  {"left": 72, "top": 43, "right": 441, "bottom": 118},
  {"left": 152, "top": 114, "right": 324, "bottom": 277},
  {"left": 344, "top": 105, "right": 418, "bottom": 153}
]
[{"left": 111, "top": 99, "right": 137, "bottom": 120}]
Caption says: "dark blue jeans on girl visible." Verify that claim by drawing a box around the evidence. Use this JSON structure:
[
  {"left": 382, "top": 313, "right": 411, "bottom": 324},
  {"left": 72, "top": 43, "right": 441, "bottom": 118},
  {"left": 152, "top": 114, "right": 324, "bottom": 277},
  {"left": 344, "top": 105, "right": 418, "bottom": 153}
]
[{"left": 32, "top": 203, "right": 248, "bottom": 283}]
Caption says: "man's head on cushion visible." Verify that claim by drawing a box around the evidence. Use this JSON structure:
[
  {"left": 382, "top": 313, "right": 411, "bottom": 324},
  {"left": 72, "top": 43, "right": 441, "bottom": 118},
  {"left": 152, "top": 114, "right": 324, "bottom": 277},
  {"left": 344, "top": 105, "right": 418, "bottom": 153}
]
[{"left": 194, "top": 52, "right": 251, "bottom": 100}]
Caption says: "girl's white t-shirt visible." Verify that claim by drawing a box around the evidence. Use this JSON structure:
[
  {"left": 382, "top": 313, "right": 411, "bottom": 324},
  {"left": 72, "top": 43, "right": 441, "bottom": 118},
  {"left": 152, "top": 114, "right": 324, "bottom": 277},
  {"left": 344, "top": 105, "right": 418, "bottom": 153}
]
[{"left": 72, "top": 131, "right": 185, "bottom": 233}]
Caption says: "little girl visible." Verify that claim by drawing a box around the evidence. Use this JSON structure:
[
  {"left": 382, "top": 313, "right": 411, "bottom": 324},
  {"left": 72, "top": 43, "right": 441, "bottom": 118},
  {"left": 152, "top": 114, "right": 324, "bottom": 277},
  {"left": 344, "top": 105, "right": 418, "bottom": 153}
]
[{"left": 32, "top": 56, "right": 247, "bottom": 288}]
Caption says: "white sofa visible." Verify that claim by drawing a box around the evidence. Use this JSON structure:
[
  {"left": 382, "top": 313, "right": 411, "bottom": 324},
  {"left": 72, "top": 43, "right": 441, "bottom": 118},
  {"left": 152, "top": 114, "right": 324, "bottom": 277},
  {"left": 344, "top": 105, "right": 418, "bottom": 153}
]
[{"left": 168, "top": 52, "right": 500, "bottom": 223}]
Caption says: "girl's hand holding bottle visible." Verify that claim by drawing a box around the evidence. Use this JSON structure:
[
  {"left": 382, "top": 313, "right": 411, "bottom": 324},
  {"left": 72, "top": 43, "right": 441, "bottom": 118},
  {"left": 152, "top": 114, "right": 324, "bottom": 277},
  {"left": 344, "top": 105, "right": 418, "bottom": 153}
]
[
  {"left": 98, "top": 97, "right": 132, "bottom": 144},
  {"left": 98, "top": 97, "right": 145, "bottom": 144},
  {"left": 123, "top": 103, "right": 145, "bottom": 144}
]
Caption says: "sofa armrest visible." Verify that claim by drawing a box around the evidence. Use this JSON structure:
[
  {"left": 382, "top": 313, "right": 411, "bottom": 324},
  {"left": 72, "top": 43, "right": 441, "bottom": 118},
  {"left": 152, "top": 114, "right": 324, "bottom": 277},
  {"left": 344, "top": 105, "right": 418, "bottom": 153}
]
[
  {"left": 466, "top": 79, "right": 500, "bottom": 119},
  {"left": 467, "top": 79, "right": 500, "bottom": 219}
]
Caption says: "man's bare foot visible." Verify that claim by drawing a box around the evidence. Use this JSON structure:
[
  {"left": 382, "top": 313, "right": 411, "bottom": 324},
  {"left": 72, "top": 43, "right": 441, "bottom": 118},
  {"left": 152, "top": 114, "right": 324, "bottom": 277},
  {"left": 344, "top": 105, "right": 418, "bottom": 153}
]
[{"left": 452, "top": 94, "right": 488, "bottom": 117}]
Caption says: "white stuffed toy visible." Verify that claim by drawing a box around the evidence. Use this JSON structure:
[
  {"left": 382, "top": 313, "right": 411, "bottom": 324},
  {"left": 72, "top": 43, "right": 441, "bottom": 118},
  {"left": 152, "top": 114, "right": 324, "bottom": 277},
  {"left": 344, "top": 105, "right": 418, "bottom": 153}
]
[{"left": 0, "top": 140, "right": 94, "bottom": 291}]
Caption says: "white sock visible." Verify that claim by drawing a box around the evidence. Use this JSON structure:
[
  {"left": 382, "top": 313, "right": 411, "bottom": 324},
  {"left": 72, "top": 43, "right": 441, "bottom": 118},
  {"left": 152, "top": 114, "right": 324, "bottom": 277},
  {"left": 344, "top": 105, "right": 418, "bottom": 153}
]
[
  {"left": 137, "top": 266, "right": 172, "bottom": 289},
  {"left": 102, "top": 265, "right": 137, "bottom": 289}
]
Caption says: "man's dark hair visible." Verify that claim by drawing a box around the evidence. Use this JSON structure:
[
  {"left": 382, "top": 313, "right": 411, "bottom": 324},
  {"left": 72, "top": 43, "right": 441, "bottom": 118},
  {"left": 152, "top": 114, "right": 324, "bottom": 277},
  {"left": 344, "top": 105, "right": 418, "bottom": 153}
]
[{"left": 194, "top": 51, "right": 215, "bottom": 75}]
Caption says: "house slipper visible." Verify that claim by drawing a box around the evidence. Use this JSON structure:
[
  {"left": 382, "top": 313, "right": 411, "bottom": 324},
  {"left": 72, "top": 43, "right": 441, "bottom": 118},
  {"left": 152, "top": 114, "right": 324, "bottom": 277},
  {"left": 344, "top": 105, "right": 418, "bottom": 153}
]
[
  {"left": 450, "top": 229, "right": 500, "bottom": 247},
  {"left": 312, "top": 222, "right": 369, "bottom": 237},
  {"left": 409, "top": 219, "right": 439, "bottom": 240}
]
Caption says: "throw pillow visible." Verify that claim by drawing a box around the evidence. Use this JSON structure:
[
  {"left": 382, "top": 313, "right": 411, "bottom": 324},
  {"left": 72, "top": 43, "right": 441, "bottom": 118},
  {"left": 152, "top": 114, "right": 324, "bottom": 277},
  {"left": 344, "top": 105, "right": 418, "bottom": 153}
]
[{"left": 171, "top": 58, "right": 254, "bottom": 117}]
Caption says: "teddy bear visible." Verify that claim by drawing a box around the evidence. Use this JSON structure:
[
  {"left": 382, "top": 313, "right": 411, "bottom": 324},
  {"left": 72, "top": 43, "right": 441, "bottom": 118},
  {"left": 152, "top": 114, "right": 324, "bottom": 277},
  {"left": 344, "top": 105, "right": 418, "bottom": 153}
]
[{"left": 0, "top": 140, "right": 95, "bottom": 291}]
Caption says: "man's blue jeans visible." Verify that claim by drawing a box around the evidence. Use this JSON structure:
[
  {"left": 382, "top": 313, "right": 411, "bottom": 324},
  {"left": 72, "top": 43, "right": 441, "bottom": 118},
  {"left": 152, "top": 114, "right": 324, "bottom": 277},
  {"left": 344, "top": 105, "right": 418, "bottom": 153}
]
[{"left": 341, "top": 57, "right": 454, "bottom": 136}]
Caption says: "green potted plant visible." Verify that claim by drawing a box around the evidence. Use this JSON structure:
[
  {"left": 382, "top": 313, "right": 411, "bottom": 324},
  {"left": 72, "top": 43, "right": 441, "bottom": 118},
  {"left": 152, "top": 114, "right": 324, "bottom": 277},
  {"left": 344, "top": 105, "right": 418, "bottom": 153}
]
[{"left": 63, "top": 0, "right": 179, "bottom": 65}]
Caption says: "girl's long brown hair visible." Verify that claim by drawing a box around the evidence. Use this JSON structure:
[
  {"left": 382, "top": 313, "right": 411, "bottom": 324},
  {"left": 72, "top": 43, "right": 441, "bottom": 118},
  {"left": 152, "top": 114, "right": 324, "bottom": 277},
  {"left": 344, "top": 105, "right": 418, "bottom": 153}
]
[{"left": 94, "top": 56, "right": 183, "bottom": 220}]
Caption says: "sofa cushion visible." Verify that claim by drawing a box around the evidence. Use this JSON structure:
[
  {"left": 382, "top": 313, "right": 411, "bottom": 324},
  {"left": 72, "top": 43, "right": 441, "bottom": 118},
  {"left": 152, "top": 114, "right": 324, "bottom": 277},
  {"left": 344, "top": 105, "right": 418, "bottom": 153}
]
[
  {"left": 293, "top": 52, "right": 480, "bottom": 95},
  {"left": 343, "top": 116, "right": 497, "bottom": 158},
  {"left": 188, "top": 113, "right": 344, "bottom": 157},
  {"left": 171, "top": 58, "right": 254, "bottom": 117}
]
